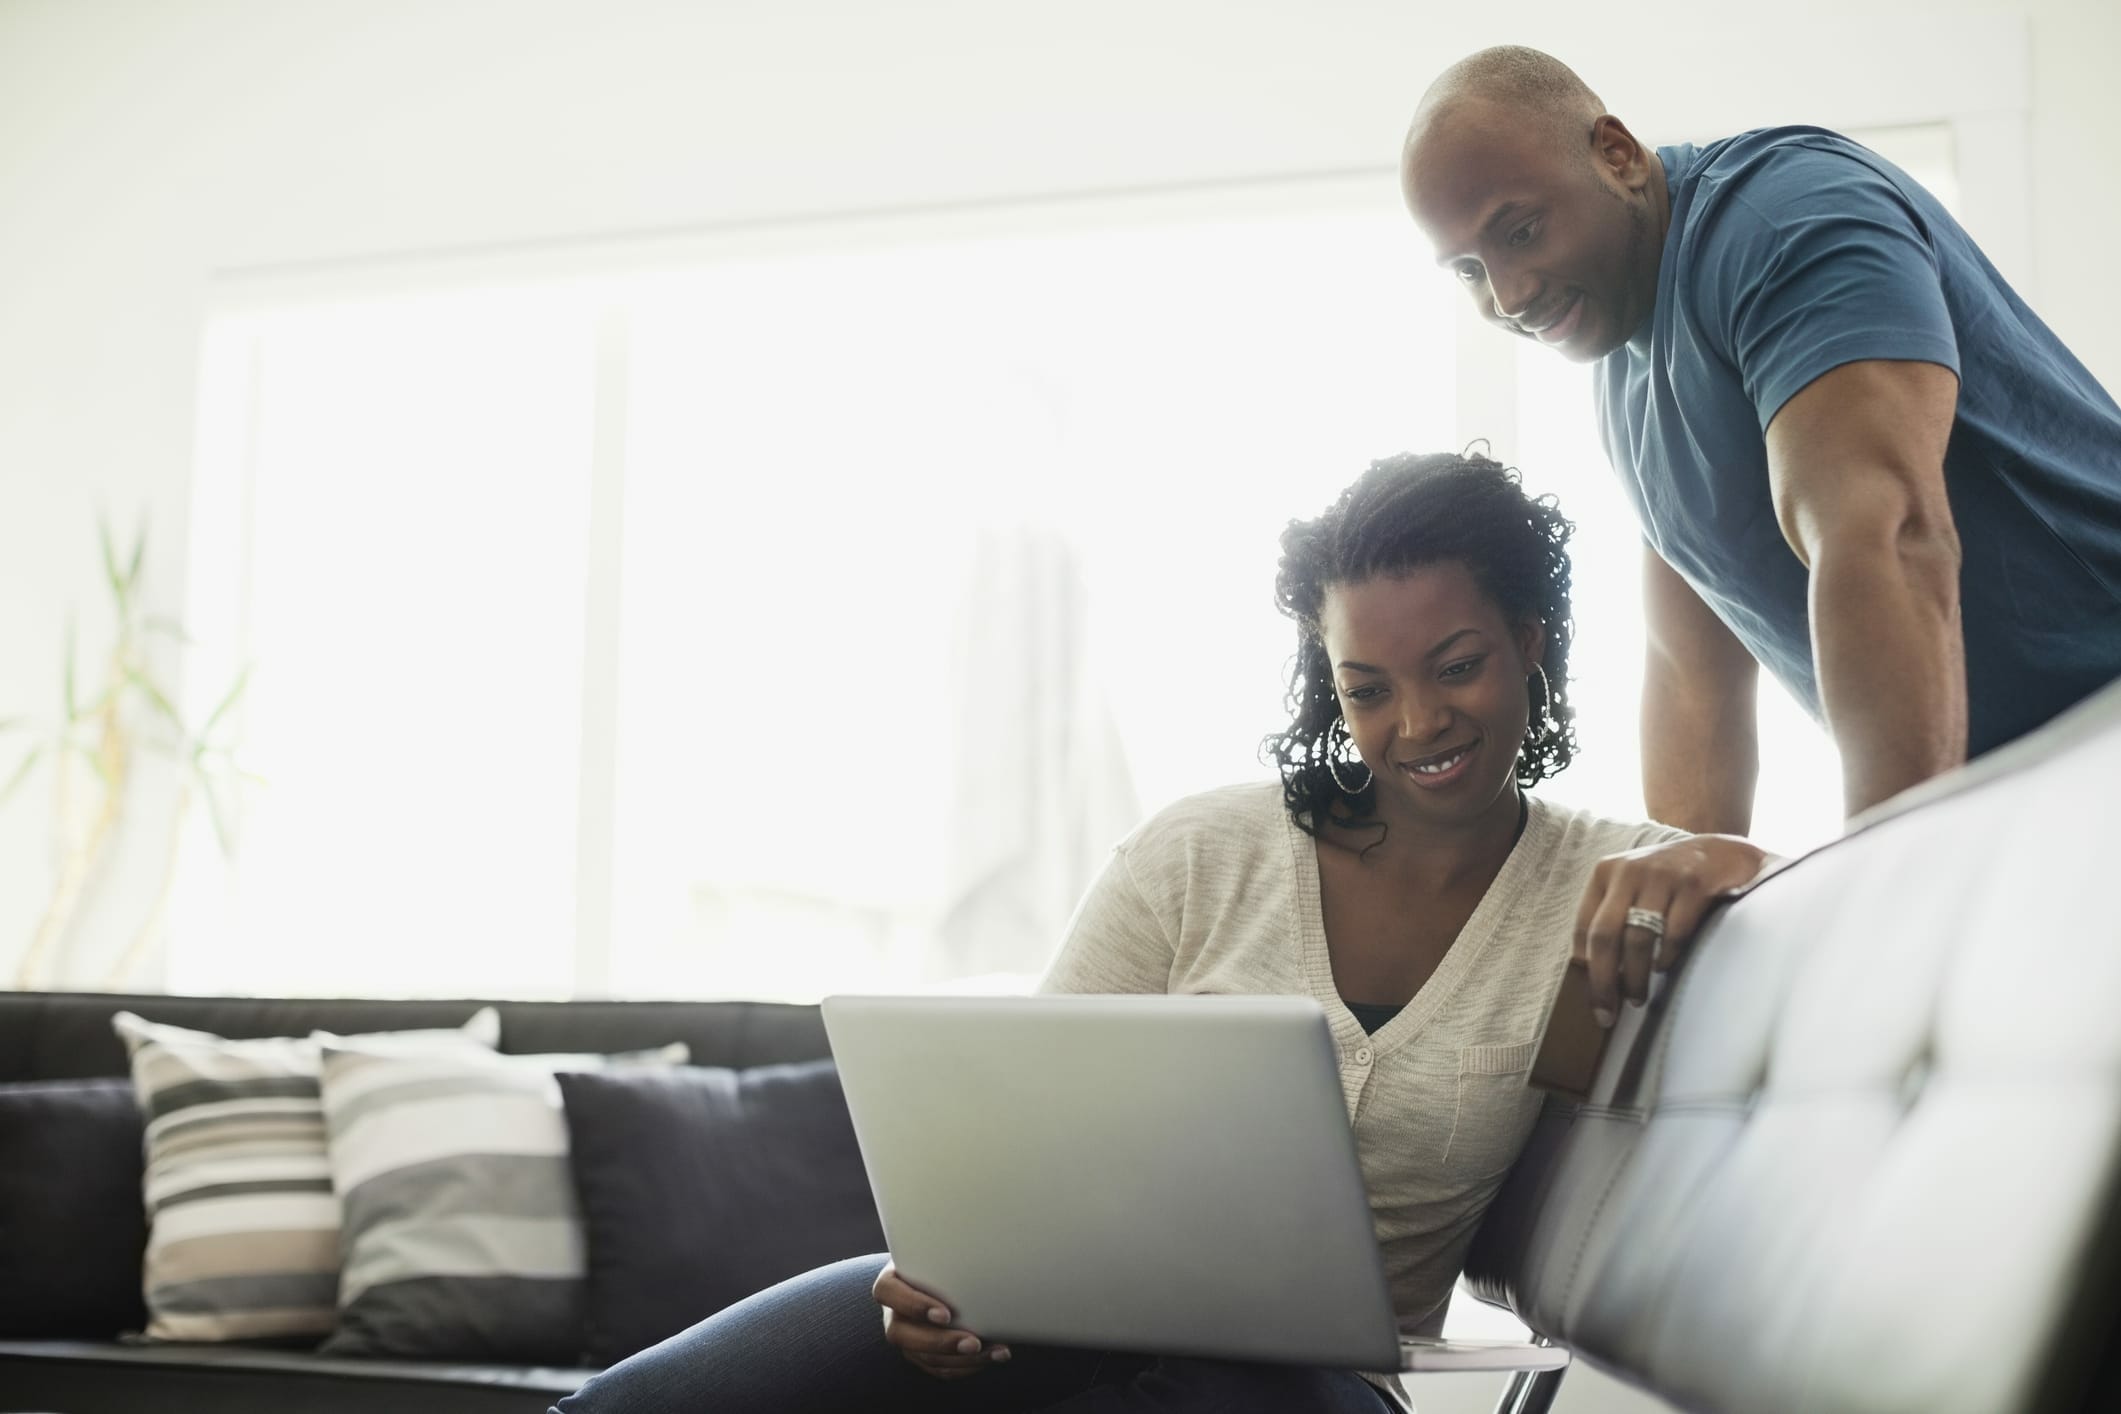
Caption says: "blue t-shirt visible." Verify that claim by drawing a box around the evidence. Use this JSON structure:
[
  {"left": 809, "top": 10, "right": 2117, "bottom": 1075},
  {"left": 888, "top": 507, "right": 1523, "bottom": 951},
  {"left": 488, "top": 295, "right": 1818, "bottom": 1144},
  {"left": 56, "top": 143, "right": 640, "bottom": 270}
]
[{"left": 1597, "top": 126, "right": 2121, "bottom": 757}]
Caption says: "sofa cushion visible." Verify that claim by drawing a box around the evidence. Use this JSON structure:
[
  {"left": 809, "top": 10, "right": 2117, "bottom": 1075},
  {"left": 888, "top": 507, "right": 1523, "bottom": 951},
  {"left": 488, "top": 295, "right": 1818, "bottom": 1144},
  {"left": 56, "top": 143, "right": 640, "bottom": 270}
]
[
  {"left": 113, "top": 1008, "right": 500, "bottom": 1343},
  {"left": 318, "top": 1043, "right": 684, "bottom": 1364},
  {"left": 0, "top": 1079, "right": 149, "bottom": 1337},
  {"left": 557, "top": 1059, "right": 884, "bottom": 1365}
]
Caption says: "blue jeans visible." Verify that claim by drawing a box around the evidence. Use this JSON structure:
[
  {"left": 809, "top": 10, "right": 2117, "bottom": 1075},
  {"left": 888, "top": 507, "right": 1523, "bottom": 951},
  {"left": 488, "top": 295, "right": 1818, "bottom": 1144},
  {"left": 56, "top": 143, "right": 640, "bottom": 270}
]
[{"left": 553, "top": 1254, "right": 1397, "bottom": 1413}]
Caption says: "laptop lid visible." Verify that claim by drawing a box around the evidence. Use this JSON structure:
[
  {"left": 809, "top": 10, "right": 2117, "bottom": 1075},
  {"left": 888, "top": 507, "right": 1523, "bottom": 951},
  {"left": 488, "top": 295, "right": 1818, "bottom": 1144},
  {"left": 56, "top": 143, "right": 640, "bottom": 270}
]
[{"left": 820, "top": 993, "right": 1404, "bottom": 1370}]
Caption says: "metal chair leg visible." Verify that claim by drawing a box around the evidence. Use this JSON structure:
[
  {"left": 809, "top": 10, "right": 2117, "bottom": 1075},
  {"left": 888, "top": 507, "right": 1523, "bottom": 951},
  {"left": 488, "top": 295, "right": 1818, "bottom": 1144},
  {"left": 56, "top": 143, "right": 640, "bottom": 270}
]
[{"left": 1492, "top": 1365, "right": 1567, "bottom": 1414}]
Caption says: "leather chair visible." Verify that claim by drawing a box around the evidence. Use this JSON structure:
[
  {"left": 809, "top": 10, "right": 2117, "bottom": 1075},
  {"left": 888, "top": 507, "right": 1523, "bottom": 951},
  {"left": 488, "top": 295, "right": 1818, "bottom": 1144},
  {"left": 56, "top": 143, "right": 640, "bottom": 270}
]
[{"left": 1463, "top": 676, "right": 2121, "bottom": 1413}]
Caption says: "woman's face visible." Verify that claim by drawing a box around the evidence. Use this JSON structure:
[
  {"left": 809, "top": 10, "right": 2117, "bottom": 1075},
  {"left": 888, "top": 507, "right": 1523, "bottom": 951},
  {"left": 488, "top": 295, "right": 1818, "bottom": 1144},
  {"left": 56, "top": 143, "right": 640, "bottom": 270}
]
[{"left": 1318, "top": 561, "right": 1544, "bottom": 832}]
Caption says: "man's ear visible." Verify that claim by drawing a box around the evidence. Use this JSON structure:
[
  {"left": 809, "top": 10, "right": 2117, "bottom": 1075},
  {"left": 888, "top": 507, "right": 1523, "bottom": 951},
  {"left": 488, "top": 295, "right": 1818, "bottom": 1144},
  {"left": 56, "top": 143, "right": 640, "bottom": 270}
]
[{"left": 1590, "top": 114, "right": 1652, "bottom": 193}]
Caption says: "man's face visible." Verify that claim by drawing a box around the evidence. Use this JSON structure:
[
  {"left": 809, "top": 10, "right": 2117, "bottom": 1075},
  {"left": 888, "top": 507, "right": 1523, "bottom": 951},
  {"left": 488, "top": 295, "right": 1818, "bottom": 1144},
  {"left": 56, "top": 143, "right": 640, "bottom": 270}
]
[{"left": 1402, "top": 104, "right": 1656, "bottom": 363}]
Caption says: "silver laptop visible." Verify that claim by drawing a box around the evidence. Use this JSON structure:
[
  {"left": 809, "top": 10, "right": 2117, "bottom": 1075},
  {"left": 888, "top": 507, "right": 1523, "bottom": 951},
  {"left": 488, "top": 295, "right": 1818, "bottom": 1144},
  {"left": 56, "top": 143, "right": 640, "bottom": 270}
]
[{"left": 820, "top": 993, "right": 1567, "bottom": 1375}]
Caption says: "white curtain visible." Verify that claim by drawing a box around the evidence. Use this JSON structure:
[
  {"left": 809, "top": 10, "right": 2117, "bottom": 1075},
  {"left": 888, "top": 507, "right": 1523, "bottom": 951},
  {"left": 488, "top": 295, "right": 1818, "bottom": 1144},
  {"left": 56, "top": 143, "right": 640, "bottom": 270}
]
[{"left": 931, "top": 522, "right": 1139, "bottom": 982}]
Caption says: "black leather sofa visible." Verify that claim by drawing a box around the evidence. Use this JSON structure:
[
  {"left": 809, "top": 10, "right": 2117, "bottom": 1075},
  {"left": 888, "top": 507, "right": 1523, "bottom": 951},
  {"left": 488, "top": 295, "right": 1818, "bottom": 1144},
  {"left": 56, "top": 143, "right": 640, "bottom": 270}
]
[{"left": 0, "top": 995, "right": 835, "bottom": 1414}]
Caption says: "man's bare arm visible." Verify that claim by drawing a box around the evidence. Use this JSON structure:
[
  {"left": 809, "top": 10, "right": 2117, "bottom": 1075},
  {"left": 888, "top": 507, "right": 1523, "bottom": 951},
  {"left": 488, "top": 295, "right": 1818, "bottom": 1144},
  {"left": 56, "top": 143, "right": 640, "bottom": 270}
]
[
  {"left": 1765, "top": 358, "right": 1966, "bottom": 817},
  {"left": 1642, "top": 545, "right": 1760, "bottom": 834}
]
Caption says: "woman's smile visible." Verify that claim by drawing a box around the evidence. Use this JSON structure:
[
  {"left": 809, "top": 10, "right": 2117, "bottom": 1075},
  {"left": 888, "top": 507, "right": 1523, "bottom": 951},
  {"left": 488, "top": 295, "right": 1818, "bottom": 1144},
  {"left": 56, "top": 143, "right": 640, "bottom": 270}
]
[{"left": 1398, "top": 738, "right": 1480, "bottom": 788}]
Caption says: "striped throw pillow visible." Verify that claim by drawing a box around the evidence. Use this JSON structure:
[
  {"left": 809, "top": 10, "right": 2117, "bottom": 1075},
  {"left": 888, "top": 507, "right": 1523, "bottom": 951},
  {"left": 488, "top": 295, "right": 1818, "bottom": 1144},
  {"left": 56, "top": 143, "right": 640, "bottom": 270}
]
[
  {"left": 112, "top": 1009, "right": 500, "bottom": 1343},
  {"left": 317, "top": 1042, "right": 686, "bottom": 1362}
]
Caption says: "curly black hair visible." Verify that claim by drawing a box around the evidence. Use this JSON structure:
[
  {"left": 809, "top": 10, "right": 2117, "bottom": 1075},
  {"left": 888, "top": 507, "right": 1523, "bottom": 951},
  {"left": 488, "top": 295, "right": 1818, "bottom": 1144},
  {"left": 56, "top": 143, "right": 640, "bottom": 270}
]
[{"left": 1262, "top": 449, "right": 1579, "bottom": 837}]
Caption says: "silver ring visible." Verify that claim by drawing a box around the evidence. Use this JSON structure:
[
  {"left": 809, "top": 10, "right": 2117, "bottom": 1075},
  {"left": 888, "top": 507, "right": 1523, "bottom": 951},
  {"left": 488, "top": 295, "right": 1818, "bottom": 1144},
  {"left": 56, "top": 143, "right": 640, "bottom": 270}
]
[{"left": 1624, "top": 907, "right": 1667, "bottom": 938}]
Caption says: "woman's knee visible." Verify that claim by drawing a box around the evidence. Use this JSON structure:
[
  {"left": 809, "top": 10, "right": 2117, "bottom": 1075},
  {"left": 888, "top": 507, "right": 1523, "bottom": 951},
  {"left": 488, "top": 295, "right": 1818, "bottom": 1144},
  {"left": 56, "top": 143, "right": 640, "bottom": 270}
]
[{"left": 555, "top": 1253, "right": 896, "bottom": 1414}]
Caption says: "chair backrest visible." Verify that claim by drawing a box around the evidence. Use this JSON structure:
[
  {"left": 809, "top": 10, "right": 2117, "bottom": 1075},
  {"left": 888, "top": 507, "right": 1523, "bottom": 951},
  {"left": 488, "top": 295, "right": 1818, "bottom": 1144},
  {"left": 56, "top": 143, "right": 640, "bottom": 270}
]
[{"left": 1466, "top": 678, "right": 2121, "bottom": 1414}]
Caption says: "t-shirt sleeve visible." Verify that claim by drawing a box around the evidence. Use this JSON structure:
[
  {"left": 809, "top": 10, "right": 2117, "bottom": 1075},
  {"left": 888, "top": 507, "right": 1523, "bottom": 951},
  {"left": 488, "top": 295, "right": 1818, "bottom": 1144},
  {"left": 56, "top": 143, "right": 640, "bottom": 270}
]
[
  {"left": 1692, "top": 144, "right": 1962, "bottom": 431},
  {"left": 1037, "top": 845, "right": 1177, "bottom": 995}
]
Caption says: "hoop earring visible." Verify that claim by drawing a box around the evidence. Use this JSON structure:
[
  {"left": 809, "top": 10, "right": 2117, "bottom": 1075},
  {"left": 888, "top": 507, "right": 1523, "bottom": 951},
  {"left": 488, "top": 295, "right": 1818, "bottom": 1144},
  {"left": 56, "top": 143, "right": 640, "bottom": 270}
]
[
  {"left": 1525, "top": 663, "right": 1556, "bottom": 748},
  {"left": 1325, "top": 716, "right": 1373, "bottom": 794}
]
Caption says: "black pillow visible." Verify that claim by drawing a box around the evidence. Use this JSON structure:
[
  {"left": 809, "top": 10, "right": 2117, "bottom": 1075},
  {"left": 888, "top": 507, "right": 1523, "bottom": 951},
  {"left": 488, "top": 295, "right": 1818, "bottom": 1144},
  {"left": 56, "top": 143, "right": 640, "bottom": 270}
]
[
  {"left": 0, "top": 1078, "right": 149, "bottom": 1336},
  {"left": 557, "top": 1060, "right": 884, "bottom": 1366}
]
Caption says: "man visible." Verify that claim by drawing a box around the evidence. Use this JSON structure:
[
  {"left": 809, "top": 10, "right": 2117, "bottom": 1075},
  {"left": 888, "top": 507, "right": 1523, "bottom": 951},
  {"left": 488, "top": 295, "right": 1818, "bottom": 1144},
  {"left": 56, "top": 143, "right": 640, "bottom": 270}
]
[{"left": 1401, "top": 46, "right": 2121, "bottom": 833}]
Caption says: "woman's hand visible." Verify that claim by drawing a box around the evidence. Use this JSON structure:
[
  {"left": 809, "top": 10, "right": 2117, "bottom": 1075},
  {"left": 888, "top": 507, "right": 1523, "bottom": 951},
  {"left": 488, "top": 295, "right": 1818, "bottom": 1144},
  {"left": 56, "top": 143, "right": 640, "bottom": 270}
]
[
  {"left": 872, "top": 1261, "right": 1012, "bottom": 1380},
  {"left": 1573, "top": 835, "right": 1775, "bottom": 1027}
]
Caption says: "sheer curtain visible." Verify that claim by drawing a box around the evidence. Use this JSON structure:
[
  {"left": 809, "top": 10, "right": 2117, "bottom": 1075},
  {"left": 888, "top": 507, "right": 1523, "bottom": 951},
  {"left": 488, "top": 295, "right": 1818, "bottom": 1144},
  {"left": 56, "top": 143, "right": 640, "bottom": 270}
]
[{"left": 603, "top": 204, "right": 1459, "bottom": 1001}]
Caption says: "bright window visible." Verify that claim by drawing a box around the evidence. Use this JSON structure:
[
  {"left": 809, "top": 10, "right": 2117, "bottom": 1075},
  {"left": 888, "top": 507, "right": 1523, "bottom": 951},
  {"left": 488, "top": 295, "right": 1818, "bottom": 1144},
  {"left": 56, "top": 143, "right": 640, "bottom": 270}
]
[{"left": 176, "top": 196, "right": 1460, "bottom": 999}]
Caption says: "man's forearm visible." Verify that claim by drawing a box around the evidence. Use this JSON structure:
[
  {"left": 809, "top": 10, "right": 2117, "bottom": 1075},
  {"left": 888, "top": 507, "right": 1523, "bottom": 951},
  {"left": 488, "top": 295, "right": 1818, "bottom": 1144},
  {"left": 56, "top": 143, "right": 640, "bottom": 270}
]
[
  {"left": 1809, "top": 535, "right": 1967, "bottom": 816},
  {"left": 1642, "top": 651, "right": 1759, "bottom": 835}
]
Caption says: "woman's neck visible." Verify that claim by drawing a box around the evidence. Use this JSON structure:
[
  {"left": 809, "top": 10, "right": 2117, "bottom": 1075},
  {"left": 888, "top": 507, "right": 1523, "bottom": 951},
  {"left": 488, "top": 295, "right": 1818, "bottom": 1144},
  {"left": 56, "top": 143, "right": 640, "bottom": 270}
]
[{"left": 1337, "top": 785, "right": 1529, "bottom": 891}]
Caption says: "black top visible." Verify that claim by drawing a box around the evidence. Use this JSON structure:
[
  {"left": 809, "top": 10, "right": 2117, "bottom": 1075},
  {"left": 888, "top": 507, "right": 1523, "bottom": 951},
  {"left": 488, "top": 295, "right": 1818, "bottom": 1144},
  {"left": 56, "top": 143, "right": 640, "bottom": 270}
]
[{"left": 1344, "top": 1001, "right": 1405, "bottom": 1036}]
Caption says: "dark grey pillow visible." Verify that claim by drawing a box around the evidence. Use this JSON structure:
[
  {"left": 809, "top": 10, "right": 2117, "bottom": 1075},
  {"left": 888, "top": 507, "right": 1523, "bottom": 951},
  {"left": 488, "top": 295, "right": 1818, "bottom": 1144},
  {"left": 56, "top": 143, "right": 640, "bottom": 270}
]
[
  {"left": 0, "top": 1079, "right": 149, "bottom": 1336},
  {"left": 557, "top": 1060, "right": 884, "bottom": 1366}
]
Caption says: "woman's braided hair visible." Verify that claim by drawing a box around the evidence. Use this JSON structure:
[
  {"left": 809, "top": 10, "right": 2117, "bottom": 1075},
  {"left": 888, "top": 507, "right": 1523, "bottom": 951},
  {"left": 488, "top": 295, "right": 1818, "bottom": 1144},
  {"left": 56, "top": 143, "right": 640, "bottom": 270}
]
[{"left": 1263, "top": 450, "right": 1579, "bottom": 837}]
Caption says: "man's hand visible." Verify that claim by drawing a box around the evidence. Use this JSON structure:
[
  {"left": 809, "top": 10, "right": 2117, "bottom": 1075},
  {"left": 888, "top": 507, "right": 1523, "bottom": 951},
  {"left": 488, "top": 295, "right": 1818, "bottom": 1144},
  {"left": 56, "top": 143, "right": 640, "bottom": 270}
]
[
  {"left": 873, "top": 1261, "right": 1011, "bottom": 1380},
  {"left": 1766, "top": 358, "right": 1966, "bottom": 816},
  {"left": 1642, "top": 546, "right": 1760, "bottom": 834}
]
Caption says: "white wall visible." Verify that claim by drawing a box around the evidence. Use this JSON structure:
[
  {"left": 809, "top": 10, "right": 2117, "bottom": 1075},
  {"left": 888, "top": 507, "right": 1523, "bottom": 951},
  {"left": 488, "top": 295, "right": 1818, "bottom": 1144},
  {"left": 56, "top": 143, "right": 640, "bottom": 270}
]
[{"left": 1, "top": 0, "right": 2116, "bottom": 992}]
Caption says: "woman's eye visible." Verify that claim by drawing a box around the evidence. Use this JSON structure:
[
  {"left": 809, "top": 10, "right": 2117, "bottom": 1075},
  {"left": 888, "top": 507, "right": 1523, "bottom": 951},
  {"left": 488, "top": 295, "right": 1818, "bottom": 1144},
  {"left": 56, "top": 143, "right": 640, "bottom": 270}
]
[
  {"left": 1344, "top": 684, "right": 1385, "bottom": 702},
  {"left": 1507, "top": 220, "right": 1537, "bottom": 249},
  {"left": 1441, "top": 657, "right": 1484, "bottom": 680},
  {"left": 1454, "top": 262, "right": 1482, "bottom": 284}
]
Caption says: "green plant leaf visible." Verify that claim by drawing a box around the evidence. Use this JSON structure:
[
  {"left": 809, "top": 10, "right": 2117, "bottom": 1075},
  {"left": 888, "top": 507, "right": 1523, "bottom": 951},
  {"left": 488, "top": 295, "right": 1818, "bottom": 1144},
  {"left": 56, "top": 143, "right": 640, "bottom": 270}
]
[
  {"left": 199, "top": 776, "right": 233, "bottom": 856},
  {"left": 196, "top": 663, "right": 253, "bottom": 743},
  {"left": 62, "top": 615, "right": 78, "bottom": 721},
  {"left": 144, "top": 616, "right": 194, "bottom": 645},
  {"left": 127, "top": 521, "right": 147, "bottom": 594},
  {"left": 124, "top": 666, "right": 186, "bottom": 732},
  {"left": 71, "top": 739, "right": 108, "bottom": 786},
  {"left": 98, "top": 513, "right": 127, "bottom": 614},
  {"left": 0, "top": 746, "right": 44, "bottom": 805}
]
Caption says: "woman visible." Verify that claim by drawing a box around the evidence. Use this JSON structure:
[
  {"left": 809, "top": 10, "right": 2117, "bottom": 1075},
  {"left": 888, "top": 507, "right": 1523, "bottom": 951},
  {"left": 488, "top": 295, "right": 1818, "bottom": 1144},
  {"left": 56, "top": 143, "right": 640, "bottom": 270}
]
[{"left": 555, "top": 451, "right": 1767, "bottom": 1413}]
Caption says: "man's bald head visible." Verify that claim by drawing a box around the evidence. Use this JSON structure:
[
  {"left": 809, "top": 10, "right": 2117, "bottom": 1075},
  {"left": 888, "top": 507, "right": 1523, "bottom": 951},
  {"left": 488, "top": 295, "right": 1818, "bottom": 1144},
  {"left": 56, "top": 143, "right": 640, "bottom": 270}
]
[
  {"left": 1406, "top": 45, "right": 1606, "bottom": 157},
  {"left": 1401, "top": 47, "right": 1666, "bottom": 363}
]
